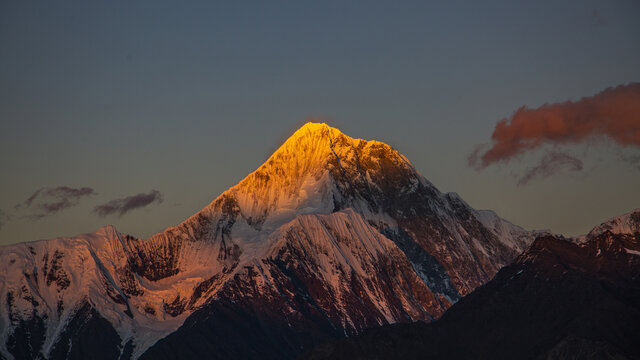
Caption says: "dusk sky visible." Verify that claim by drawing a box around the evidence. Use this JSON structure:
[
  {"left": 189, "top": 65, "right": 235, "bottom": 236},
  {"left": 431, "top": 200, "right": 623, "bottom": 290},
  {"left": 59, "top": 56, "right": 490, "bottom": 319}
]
[{"left": 1, "top": 0, "right": 639, "bottom": 245}]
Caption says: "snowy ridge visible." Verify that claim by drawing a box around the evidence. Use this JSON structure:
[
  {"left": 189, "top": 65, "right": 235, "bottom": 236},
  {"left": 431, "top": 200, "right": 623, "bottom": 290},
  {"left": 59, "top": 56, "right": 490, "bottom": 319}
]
[
  {"left": 0, "top": 227, "right": 196, "bottom": 359},
  {"left": 586, "top": 209, "right": 640, "bottom": 239},
  {"left": 1, "top": 122, "right": 540, "bottom": 359},
  {"left": 185, "top": 208, "right": 450, "bottom": 337},
  {"left": 263, "top": 209, "right": 446, "bottom": 325}
]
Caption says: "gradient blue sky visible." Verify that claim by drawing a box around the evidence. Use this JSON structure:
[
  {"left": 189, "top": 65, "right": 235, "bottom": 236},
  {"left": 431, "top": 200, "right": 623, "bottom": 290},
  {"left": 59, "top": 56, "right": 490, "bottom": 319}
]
[{"left": 1, "top": 0, "right": 639, "bottom": 245}]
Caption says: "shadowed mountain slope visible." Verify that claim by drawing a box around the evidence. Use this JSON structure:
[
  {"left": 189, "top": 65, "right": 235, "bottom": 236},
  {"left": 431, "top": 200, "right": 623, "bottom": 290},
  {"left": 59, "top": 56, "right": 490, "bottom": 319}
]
[{"left": 301, "top": 210, "right": 640, "bottom": 360}]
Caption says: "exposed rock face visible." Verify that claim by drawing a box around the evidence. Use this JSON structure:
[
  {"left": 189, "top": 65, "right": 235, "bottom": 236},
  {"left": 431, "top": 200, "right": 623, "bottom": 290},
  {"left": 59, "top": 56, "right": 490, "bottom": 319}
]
[
  {"left": 0, "top": 123, "right": 536, "bottom": 359},
  {"left": 301, "top": 211, "right": 640, "bottom": 360}
]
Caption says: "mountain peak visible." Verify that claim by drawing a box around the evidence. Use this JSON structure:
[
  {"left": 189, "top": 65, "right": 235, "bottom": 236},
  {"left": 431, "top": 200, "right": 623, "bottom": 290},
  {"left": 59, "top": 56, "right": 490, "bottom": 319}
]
[
  {"left": 259, "top": 122, "right": 349, "bottom": 178},
  {"left": 296, "top": 121, "right": 334, "bottom": 134},
  {"left": 187, "top": 122, "right": 416, "bottom": 234},
  {"left": 587, "top": 209, "right": 640, "bottom": 239},
  {"left": 277, "top": 122, "right": 347, "bottom": 153},
  {"left": 209, "top": 123, "right": 363, "bottom": 228}
]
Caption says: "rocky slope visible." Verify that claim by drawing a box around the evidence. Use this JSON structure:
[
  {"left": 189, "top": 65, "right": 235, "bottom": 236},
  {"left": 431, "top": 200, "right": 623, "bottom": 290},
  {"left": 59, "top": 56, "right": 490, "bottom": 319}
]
[
  {"left": 302, "top": 209, "right": 640, "bottom": 360},
  {"left": 0, "top": 123, "right": 536, "bottom": 359}
]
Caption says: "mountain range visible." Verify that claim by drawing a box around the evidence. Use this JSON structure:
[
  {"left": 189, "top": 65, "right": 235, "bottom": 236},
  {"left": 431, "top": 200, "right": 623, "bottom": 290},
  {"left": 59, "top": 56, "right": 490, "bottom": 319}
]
[
  {"left": 302, "top": 210, "right": 640, "bottom": 359},
  {"left": 1, "top": 123, "right": 633, "bottom": 359}
]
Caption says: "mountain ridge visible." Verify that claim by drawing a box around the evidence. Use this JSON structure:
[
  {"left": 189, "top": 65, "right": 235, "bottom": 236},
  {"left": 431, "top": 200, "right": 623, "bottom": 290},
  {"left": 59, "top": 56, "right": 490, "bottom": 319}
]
[{"left": 1, "top": 122, "right": 537, "bottom": 359}]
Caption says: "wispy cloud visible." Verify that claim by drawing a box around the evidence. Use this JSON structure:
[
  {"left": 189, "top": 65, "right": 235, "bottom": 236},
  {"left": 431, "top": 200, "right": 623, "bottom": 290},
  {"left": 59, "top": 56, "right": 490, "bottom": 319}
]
[
  {"left": 517, "top": 151, "right": 583, "bottom": 186},
  {"left": 16, "top": 186, "right": 96, "bottom": 219},
  {"left": 93, "top": 190, "right": 163, "bottom": 217}
]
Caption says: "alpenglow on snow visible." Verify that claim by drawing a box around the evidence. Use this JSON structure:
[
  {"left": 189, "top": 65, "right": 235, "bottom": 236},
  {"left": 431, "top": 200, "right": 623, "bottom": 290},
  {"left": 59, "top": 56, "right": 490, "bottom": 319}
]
[{"left": 1, "top": 122, "right": 537, "bottom": 360}]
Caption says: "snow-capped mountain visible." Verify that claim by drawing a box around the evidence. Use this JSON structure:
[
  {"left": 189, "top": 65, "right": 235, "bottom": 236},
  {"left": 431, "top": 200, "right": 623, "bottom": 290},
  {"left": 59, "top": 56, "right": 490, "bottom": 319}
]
[
  {"left": 586, "top": 209, "right": 640, "bottom": 240},
  {"left": 0, "top": 123, "right": 537, "bottom": 359}
]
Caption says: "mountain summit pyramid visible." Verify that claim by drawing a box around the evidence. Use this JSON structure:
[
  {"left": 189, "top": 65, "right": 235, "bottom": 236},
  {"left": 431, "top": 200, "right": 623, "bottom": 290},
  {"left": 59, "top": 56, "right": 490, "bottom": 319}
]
[{"left": 1, "top": 122, "right": 536, "bottom": 359}]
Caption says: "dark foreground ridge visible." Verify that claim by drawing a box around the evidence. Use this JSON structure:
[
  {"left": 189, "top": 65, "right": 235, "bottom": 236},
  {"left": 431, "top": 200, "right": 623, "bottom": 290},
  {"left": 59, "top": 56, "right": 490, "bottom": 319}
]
[{"left": 301, "top": 231, "right": 640, "bottom": 360}]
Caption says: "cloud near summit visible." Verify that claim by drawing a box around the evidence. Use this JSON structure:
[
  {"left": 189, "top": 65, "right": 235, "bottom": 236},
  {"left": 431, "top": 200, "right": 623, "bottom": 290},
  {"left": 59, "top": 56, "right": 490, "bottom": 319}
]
[{"left": 469, "top": 82, "right": 640, "bottom": 183}]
